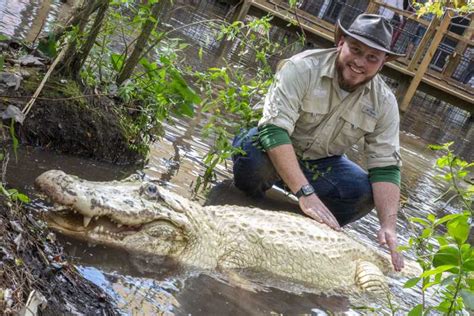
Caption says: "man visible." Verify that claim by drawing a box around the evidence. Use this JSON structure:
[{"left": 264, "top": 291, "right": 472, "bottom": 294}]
[{"left": 232, "top": 14, "right": 405, "bottom": 271}]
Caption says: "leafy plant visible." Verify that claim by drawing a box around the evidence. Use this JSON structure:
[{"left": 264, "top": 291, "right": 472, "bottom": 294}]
[
  {"left": 192, "top": 15, "right": 304, "bottom": 191},
  {"left": 413, "top": 0, "right": 474, "bottom": 17},
  {"left": 402, "top": 142, "right": 473, "bottom": 315},
  {"left": 0, "top": 185, "right": 30, "bottom": 203}
]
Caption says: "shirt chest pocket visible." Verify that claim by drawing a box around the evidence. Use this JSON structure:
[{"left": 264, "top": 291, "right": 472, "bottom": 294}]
[
  {"left": 330, "top": 112, "right": 377, "bottom": 155},
  {"left": 296, "top": 101, "right": 330, "bottom": 129}
]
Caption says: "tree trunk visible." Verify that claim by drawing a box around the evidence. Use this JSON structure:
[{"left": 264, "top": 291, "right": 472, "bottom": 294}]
[
  {"left": 60, "top": 0, "right": 102, "bottom": 76},
  {"left": 116, "top": 2, "right": 162, "bottom": 85},
  {"left": 68, "top": 0, "right": 110, "bottom": 78}
]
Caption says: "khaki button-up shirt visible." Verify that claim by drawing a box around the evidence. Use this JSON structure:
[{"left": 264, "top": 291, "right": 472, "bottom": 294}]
[{"left": 258, "top": 48, "right": 402, "bottom": 169}]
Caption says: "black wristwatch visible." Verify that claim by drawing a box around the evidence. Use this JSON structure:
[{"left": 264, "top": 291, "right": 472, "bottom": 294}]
[{"left": 295, "top": 184, "right": 315, "bottom": 199}]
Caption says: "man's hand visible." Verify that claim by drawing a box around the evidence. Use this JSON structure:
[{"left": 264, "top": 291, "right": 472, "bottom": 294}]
[
  {"left": 299, "top": 194, "right": 341, "bottom": 231},
  {"left": 378, "top": 227, "right": 404, "bottom": 271}
]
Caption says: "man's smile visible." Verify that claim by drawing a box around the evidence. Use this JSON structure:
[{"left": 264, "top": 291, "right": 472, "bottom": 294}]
[{"left": 349, "top": 64, "right": 364, "bottom": 74}]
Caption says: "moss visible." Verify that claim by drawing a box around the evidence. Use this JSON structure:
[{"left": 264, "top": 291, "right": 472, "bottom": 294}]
[{"left": 22, "top": 75, "right": 88, "bottom": 108}]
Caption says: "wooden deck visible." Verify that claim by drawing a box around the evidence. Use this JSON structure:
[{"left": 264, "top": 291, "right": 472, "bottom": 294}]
[{"left": 230, "top": 0, "right": 474, "bottom": 113}]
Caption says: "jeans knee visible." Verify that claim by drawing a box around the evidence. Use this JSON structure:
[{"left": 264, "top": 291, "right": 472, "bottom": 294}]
[{"left": 232, "top": 128, "right": 278, "bottom": 196}]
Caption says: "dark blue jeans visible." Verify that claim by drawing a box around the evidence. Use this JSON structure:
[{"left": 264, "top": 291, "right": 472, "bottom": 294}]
[{"left": 232, "top": 127, "right": 374, "bottom": 226}]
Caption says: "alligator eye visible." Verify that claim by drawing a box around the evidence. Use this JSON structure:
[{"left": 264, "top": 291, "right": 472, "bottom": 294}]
[{"left": 144, "top": 183, "right": 158, "bottom": 197}]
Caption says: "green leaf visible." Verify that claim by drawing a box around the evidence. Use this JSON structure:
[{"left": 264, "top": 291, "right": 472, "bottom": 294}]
[
  {"left": 410, "top": 217, "right": 430, "bottom": 226},
  {"left": 37, "top": 33, "right": 57, "bottom": 58},
  {"left": 460, "top": 289, "right": 474, "bottom": 310},
  {"left": 433, "top": 246, "right": 460, "bottom": 267},
  {"left": 110, "top": 53, "right": 125, "bottom": 72},
  {"left": 447, "top": 215, "right": 470, "bottom": 244},
  {"left": 436, "top": 156, "right": 450, "bottom": 168},
  {"left": 428, "top": 144, "right": 444, "bottom": 150},
  {"left": 467, "top": 278, "right": 474, "bottom": 289},
  {"left": 0, "top": 55, "right": 4, "bottom": 72},
  {"left": 436, "top": 235, "right": 449, "bottom": 246},
  {"left": 421, "top": 227, "right": 432, "bottom": 238},
  {"left": 15, "top": 193, "right": 30, "bottom": 203},
  {"left": 463, "top": 259, "right": 474, "bottom": 272},
  {"left": 0, "top": 33, "right": 10, "bottom": 41},
  {"left": 420, "top": 265, "right": 457, "bottom": 278},
  {"left": 408, "top": 304, "right": 423, "bottom": 316},
  {"left": 198, "top": 47, "right": 203, "bottom": 60},
  {"left": 427, "top": 214, "right": 436, "bottom": 222},
  {"left": 435, "top": 213, "right": 464, "bottom": 226},
  {"left": 404, "top": 277, "right": 421, "bottom": 288}
]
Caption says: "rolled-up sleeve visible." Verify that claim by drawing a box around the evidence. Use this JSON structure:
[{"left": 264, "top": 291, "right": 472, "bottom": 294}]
[
  {"left": 258, "top": 60, "right": 310, "bottom": 135},
  {"left": 365, "top": 93, "right": 402, "bottom": 169}
]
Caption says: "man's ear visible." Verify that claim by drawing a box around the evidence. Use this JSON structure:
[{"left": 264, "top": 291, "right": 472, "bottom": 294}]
[{"left": 336, "top": 36, "right": 345, "bottom": 50}]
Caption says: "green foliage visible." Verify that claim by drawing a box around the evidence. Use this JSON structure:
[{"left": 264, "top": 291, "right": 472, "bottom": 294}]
[
  {"left": 404, "top": 142, "right": 473, "bottom": 314},
  {"left": 37, "top": 33, "right": 58, "bottom": 58},
  {"left": 0, "top": 55, "right": 4, "bottom": 72},
  {"left": 0, "top": 185, "right": 30, "bottom": 203},
  {"left": 413, "top": 0, "right": 474, "bottom": 17},
  {"left": 192, "top": 15, "right": 303, "bottom": 191},
  {"left": 0, "top": 120, "right": 29, "bottom": 204}
]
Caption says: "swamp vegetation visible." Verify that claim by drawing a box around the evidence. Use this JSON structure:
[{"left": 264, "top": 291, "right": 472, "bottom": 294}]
[{"left": 0, "top": 0, "right": 473, "bottom": 314}]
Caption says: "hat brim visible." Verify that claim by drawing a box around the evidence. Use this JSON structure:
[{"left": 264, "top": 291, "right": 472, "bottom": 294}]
[{"left": 335, "top": 20, "right": 405, "bottom": 61}]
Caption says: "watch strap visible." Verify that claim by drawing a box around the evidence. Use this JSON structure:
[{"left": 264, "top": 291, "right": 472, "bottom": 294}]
[{"left": 295, "top": 184, "right": 315, "bottom": 198}]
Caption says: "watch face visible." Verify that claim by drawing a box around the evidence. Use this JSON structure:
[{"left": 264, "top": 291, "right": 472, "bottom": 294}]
[{"left": 302, "top": 184, "right": 314, "bottom": 195}]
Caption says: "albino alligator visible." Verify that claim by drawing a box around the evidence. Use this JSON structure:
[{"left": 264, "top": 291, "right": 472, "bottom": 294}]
[{"left": 35, "top": 169, "right": 417, "bottom": 295}]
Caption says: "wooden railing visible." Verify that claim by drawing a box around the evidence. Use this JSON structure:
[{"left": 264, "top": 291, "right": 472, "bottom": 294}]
[{"left": 227, "top": 0, "right": 473, "bottom": 111}]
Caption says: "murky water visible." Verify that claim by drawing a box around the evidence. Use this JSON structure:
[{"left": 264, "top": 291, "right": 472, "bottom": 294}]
[{"left": 1, "top": 1, "right": 473, "bottom": 315}]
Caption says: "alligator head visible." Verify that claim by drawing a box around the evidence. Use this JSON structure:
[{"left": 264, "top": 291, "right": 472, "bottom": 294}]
[{"left": 35, "top": 170, "right": 196, "bottom": 258}]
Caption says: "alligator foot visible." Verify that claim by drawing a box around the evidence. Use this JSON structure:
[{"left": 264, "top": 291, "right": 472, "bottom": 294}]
[{"left": 355, "top": 261, "right": 388, "bottom": 294}]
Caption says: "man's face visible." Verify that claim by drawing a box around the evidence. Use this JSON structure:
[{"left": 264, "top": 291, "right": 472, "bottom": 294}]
[{"left": 335, "top": 36, "right": 387, "bottom": 92}]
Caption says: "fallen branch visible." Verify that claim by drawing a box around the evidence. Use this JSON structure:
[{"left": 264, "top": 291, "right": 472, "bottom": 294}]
[{"left": 21, "top": 45, "right": 68, "bottom": 117}]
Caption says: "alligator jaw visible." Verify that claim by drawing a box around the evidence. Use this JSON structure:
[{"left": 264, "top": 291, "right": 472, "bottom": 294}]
[{"left": 46, "top": 207, "right": 144, "bottom": 238}]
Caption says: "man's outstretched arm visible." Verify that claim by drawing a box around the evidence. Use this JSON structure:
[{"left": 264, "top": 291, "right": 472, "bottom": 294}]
[{"left": 372, "top": 181, "right": 404, "bottom": 271}]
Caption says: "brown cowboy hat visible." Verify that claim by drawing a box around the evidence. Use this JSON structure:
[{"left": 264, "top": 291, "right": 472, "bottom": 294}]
[{"left": 334, "top": 14, "right": 406, "bottom": 61}]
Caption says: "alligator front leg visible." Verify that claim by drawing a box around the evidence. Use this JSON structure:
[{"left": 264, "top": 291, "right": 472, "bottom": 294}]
[{"left": 355, "top": 261, "right": 389, "bottom": 294}]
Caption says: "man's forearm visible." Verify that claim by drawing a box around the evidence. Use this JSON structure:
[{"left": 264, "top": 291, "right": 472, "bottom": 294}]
[
  {"left": 372, "top": 182, "right": 400, "bottom": 230},
  {"left": 266, "top": 144, "right": 308, "bottom": 194}
]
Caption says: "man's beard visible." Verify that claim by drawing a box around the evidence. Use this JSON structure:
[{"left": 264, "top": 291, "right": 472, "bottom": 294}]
[{"left": 335, "top": 53, "right": 376, "bottom": 92}]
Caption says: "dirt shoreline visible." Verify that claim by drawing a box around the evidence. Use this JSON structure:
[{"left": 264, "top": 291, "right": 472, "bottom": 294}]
[
  {"left": 0, "top": 39, "right": 143, "bottom": 315},
  {"left": 0, "top": 197, "right": 120, "bottom": 315}
]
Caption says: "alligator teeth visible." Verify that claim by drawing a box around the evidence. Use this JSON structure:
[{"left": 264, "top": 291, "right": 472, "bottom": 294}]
[
  {"left": 53, "top": 203, "right": 69, "bottom": 211},
  {"left": 117, "top": 224, "right": 123, "bottom": 228},
  {"left": 83, "top": 216, "right": 92, "bottom": 227}
]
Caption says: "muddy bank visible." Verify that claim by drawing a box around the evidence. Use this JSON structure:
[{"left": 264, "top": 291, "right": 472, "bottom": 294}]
[
  {"left": 0, "top": 197, "right": 119, "bottom": 315},
  {"left": 0, "top": 39, "right": 145, "bottom": 165},
  {"left": 0, "top": 38, "right": 141, "bottom": 315}
]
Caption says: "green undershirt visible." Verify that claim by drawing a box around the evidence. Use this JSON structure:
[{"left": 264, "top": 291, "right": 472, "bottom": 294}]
[{"left": 257, "top": 124, "right": 401, "bottom": 186}]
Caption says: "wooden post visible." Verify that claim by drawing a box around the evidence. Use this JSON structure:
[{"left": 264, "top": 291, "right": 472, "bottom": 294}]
[
  {"left": 442, "top": 17, "right": 474, "bottom": 79},
  {"left": 408, "top": 15, "right": 440, "bottom": 72},
  {"left": 400, "top": 12, "right": 452, "bottom": 112},
  {"left": 216, "top": 0, "right": 253, "bottom": 61},
  {"left": 233, "top": 0, "right": 253, "bottom": 22},
  {"left": 366, "top": 0, "right": 380, "bottom": 14},
  {"left": 395, "top": 77, "right": 410, "bottom": 104}
]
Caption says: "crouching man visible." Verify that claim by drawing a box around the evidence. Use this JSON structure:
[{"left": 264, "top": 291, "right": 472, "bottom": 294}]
[{"left": 232, "top": 14, "right": 405, "bottom": 271}]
